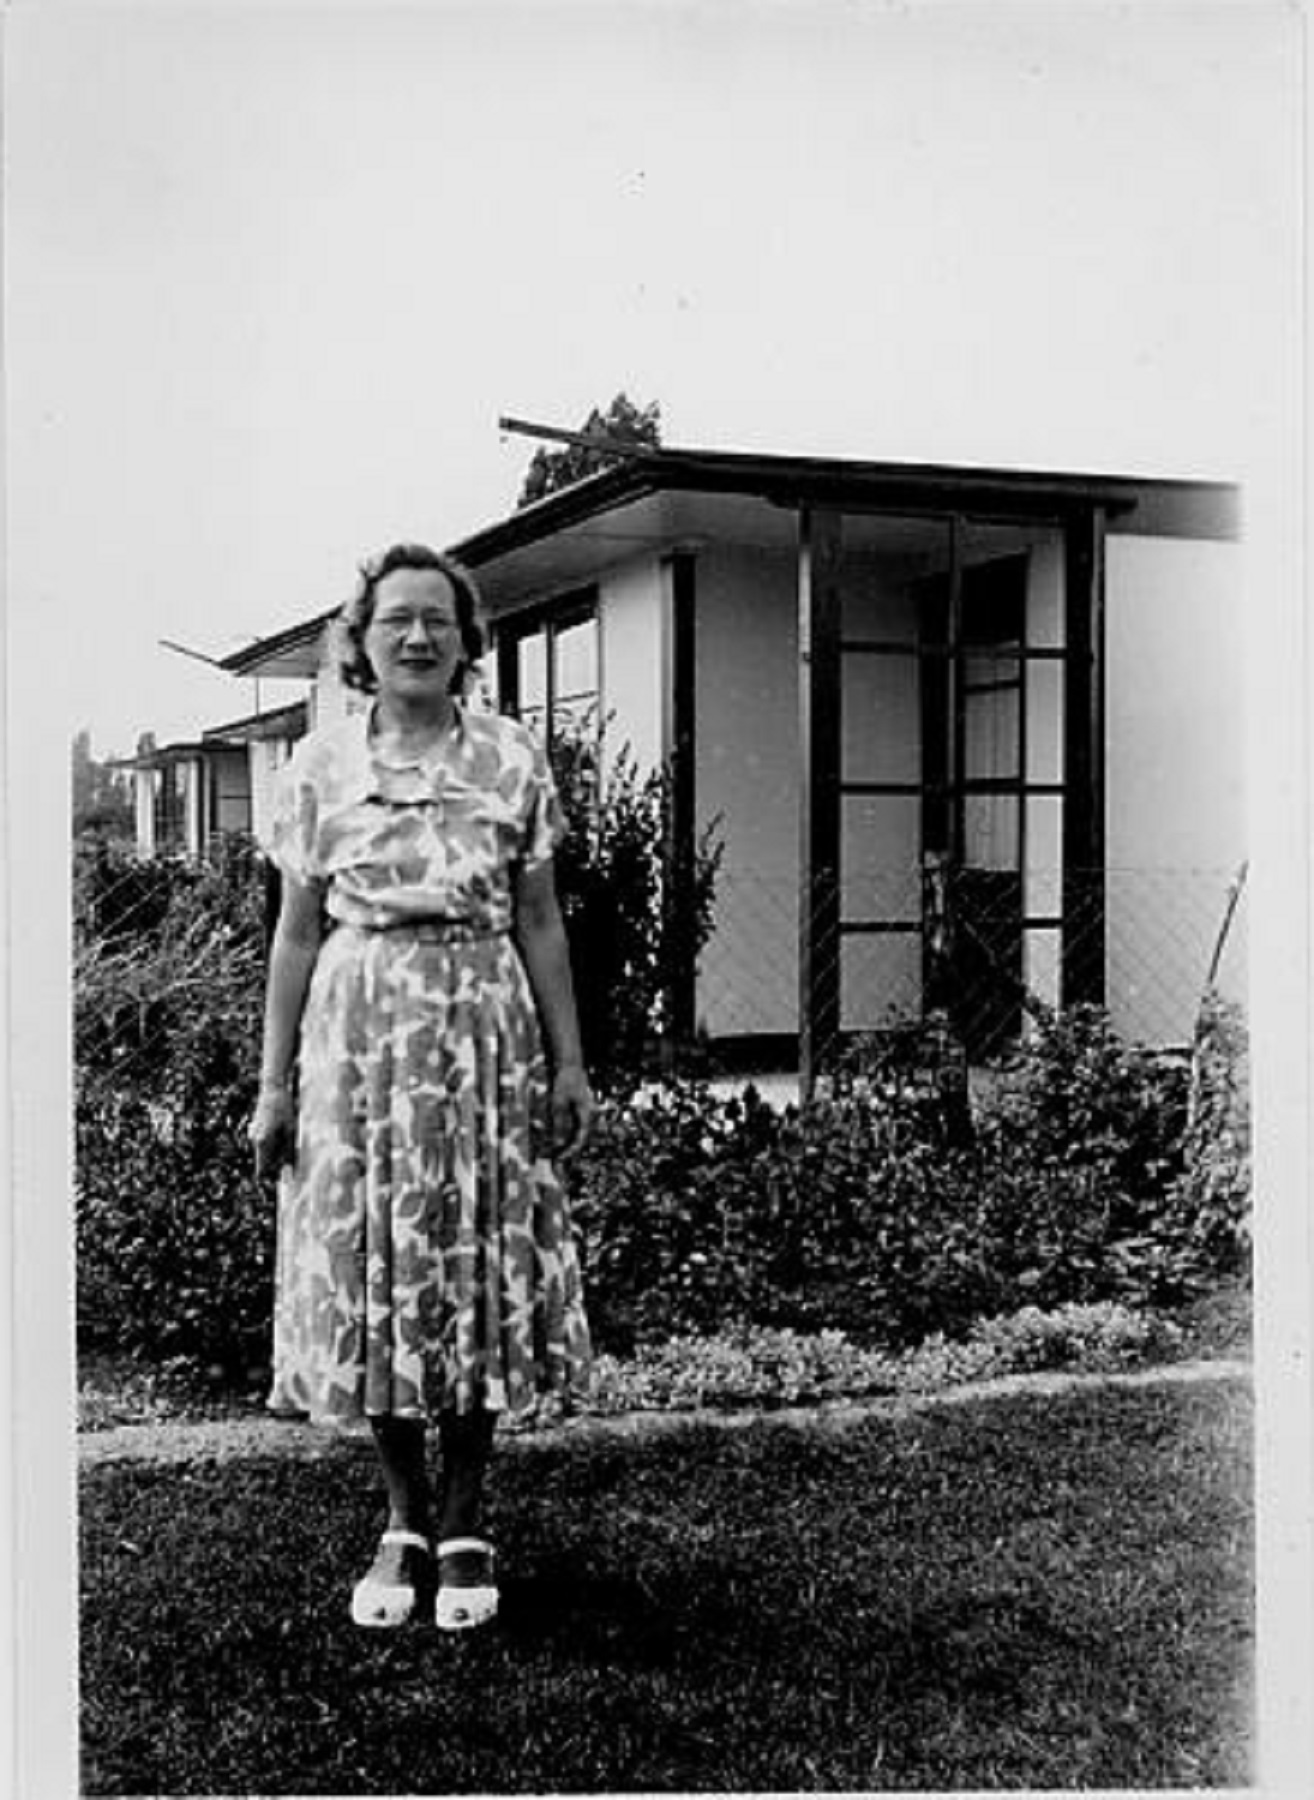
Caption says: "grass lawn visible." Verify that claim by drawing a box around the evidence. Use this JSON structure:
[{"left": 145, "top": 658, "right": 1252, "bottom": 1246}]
[{"left": 79, "top": 1374, "right": 1252, "bottom": 1795}]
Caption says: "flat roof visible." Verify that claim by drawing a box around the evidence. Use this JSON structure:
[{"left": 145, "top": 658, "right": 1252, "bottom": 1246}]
[
  {"left": 109, "top": 740, "right": 236, "bottom": 771},
  {"left": 201, "top": 699, "right": 309, "bottom": 743},
  {"left": 220, "top": 442, "right": 1239, "bottom": 678}
]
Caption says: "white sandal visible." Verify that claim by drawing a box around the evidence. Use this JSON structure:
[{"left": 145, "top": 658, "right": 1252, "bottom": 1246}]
[
  {"left": 350, "top": 1529, "right": 431, "bottom": 1629},
  {"left": 434, "top": 1536, "right": 499, "bottom": 1633}
]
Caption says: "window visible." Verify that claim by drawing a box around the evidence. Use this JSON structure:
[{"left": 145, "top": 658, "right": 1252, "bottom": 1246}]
[
  {"left": 496, "top": 591, "right": 599, "bottom": 743},
  {"left": 152, "top": 763, "right": 187, "bottom": 852}
]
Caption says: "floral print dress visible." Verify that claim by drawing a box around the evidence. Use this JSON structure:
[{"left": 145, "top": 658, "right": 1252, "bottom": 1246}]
[{"left": 260, "top": 703, "right": 591, "bottom": 1422}]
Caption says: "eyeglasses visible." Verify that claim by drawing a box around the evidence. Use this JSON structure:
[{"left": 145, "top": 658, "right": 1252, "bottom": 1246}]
[{"left": 373, "top": 612, "right": 460, "bottom": 640}]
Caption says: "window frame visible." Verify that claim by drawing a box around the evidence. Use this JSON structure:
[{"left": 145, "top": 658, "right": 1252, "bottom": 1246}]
[{"left": 494, "top": 586, "right": 600, "bottom": 745}]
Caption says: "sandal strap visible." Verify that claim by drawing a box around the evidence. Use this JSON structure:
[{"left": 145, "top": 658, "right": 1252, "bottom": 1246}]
[
  {"left": 380, "top": 1529, "right": 430, "bottom": 1553},
  {"left": 437, "top": 1536, "right": 494, "bottom": 1559}
]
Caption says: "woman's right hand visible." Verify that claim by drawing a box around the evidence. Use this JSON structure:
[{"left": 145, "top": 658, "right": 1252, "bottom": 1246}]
[{"left": 249, "top": 1087, "right": 297, "bottom": 1183}]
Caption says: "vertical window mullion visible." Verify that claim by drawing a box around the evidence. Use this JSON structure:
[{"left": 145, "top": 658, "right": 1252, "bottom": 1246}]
[
  {"left": 948, "top": 514, "right": 965, "bottom": 865},
  {"left": 544, "top": 619, "right": 558, "bottom": 744}
]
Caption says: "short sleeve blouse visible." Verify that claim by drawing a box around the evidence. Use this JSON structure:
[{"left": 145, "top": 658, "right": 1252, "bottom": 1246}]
[{"left": 260, "top": 705, "right": 564, "bottom": 932}]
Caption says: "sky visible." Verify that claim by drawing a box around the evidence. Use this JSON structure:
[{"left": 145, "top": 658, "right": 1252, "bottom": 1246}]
[{"left": 5, "top": 0, "right": 1302, "bottom": 760}]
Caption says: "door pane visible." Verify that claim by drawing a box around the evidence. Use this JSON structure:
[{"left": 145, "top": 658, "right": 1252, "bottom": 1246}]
[
  {"left": 841, "top": 795, "right": 921, "bottom": 922},
  {"left": 841, "top": 933, "right": 923, "bottom": 1032},
  {"left": 962, "top": 793, "right": 1019, "bottom": 872},
  {"left": 962, "top": 659, "right": 1021, "bottom": 783},
  {"left": 948, "top": 863, "right": 1024, "bottom": 1056},
  {"left": 1023, "top": 925, "right": 1062, "bottom": 1012},
  {"left": 961, "top": 556, "right": 1026, "bottom": 646},
  {"left": 839, "top": 515, "right": 953, "bottom": 643},
  {"left": 842, "top": 654, "right": 920, "bottom": 785},
  {"left": 959, "top": 517, "right": 1066, "bottom": 648},
  {"left": 1025, "top": 658, "right": 1064, "bottom": 782},
  {"left": 1024, "top": 796, "right": 1064, "bottom": 919}
]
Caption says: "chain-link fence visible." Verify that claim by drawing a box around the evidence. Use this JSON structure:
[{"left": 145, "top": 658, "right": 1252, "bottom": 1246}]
[
  {"left": 696, "top": 863, "right": 1248, "bottom": 1071},
  {"left": 74, "top": 837, "right": 268, "bottom": 1094},
  {"left": 73, "top": 840, "right": 1248, "bottom": 1096}
]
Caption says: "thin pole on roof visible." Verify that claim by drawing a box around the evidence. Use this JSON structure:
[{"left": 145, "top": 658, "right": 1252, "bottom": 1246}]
[
  {"left": 158, "top": 636, "right": 225, "bottom": 668},
  {"left": 497, "top": 415, "right": 661, "bottom": 459},
  {"left": 160, "top": 636, "right": 262, "bottom": 719}
]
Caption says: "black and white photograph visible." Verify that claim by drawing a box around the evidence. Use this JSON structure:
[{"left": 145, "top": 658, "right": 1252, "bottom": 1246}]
[{"left": 5, "top": 1, "right": 1309, "bottom": 1796}]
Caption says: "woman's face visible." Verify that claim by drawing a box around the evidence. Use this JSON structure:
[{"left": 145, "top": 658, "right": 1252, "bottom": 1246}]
[{"left": 365, "top": 567, "right": 464, "bottom": 703}]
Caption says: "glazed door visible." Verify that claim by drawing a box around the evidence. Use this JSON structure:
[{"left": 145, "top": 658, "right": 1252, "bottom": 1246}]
[
  {"left": 921, "top": 554, "right": 1028, "bottom": 1058},
  {"left": 832, "top": 512, "right": 1072, "bottom": 1063}
]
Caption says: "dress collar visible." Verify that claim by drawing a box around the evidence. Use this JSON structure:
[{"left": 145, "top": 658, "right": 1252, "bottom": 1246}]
[
  {"left": 336, "top": 701, "right": 469, "bottom": 804},
  {"left": 364, "top": 698, "right": 466, "bottom": 769}
]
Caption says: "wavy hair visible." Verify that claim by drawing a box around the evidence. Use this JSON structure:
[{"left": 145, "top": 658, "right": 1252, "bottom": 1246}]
[{"left": 336, "top": 543, "right": 486, "bottom": 695}]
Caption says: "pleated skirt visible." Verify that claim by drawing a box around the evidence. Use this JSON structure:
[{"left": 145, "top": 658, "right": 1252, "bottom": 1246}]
[{"left": 267, "top": 923, "right": 592, "bottom": 1421}]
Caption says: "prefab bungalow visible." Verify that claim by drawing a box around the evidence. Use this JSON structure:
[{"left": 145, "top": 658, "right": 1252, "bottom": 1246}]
[
  {"left": 117, "top": 701, "right": 308, "bottom": 860},
  {"left": 221, "top": 443, "right": 1245, "bottom": 1083}
]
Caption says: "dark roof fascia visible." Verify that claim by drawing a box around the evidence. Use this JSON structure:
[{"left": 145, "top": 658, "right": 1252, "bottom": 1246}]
[
  {"left": 649, "top": 443, "right": 1234, "bottom": 513},
  {"left": 110, "top": 739, "right": 238, "bottom": 771},
  {"left": 219, "top": 609, "right": 335, "bottom": 675},
  {"left": 448, "top": 445, "right": 1237, "bottom": 568},
  {"left": 654, "top": 451, "right": 1153, "bottom": 517},
  {"left": 201, "top": 700, "right": 309, "bottom": 742},
  {"left": 451, "top": 461, "right": 663, "bottom": 567},
  {"left": 220, "top": 468, "right": 662, "bottom": 672},
  {"left": 222, "top": 446, "right": 1237, "bottom": 673}
]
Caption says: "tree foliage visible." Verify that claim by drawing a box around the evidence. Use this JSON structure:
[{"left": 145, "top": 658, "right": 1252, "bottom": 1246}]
[
  {"left": 72, "top": 728, "right": 134, "bottom": 841},
  {"left": 549, "top": 712, "right": 722, "bottom": 1094},
  {"left": 75, "top": 837, "right": 272, "bottom": 1368},
  {"left": 517, "top": 392, "right": 661, "bottom": 508}
]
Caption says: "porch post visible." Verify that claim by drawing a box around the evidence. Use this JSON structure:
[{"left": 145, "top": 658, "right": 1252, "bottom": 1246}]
[
  {"left": 798, "top": 506, "right": 842, "bottom": 1097},
  {"left": 184, "top": 758, "right": 203, "bottom": 861},
  {"left": 1061, "top": 504, "right": 1107, "bottom": 1007},
  {"left": 662, "top": 548, "right": 698, "bottom": 1063},
  {"left": 134, "top": 769, "right": 155, "bottom": 858}
]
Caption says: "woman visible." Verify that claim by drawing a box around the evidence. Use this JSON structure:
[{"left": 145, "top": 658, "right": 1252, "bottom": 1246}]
[{"left": 249, "top": 542, "right": 593, "bottom": 1633}]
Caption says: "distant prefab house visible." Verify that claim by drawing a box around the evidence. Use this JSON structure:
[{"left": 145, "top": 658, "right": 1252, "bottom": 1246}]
[
  {"left": 202, "top": 701, "right": 310, "bottom": 848},
  {"left": 116, "top": 701, "right": 308, "bottom": 860},
  {"left": 221, "top": 443, "right": 1244, "bottom": 1076}
]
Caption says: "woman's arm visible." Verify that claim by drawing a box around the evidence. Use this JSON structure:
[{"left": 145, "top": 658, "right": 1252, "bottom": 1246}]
[
  {"left": 249, "top": 874, "right": 325, "bottom": 1180},
  {"left": 513, "top": 858, "right": 594, "bottom": 1156}
]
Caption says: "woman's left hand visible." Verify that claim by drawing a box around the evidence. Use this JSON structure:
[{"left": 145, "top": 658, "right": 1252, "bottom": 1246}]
[{"left": 551, "top": 1063, "right": 595, "bottom": 1159}]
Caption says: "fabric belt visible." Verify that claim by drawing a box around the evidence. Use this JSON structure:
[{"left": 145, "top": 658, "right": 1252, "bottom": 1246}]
[{"left": 337, "top": 919, "right": 510, "bottom": 946}]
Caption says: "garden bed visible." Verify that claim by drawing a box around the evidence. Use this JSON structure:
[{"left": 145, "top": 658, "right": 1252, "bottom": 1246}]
[{"left": 78, "top": 1280, "right": 1250, "bottom": 1438}]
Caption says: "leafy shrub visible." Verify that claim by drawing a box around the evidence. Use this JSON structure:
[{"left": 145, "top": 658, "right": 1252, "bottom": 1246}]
[
  {"left": 75, "top": 837, "right": 273, "bottom": 1369},
  {"left": 1175, "top": 992, "right": 1251, "bottom": 1267},
  {"left": 550, "top": 715, "right": 722, "bottom": 1095},
  {"left": 900, "top": 1302, "right": 1185, "bottom": 1391},
  {"left": 982, "top": 1005, "right": 1190, "bottom": 1232},
  {"left": 570, "top": 1076, "right": 1003, "bottom": 1354},
  {"left": 515, "top": 1302, "right": 1186, "bottom": 1423},
  {"left": 581, "top": 1326, "right": 901, "bottom": 1416},
  {"left": 569, "top": 1006, "right": 1247, "bottom": 1355}
]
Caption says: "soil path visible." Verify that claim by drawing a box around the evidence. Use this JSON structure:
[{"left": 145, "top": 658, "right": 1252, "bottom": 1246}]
[{"left": 78, "top": 1357, "right": 1251, "bottom": 1469}]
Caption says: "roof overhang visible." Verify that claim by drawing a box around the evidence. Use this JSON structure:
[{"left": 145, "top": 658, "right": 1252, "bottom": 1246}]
[
  {"left": 110, "top": 739, "right": 237, "bottom": 772},
  {"left": 221, "top": 443, "right": 1240, "bottom": 674},
  {"left": 202, "top": 700, "right": 309, "bottom": 743},
  {"left": 220, "top": 617, "right": 332, "bottom": 680}
]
